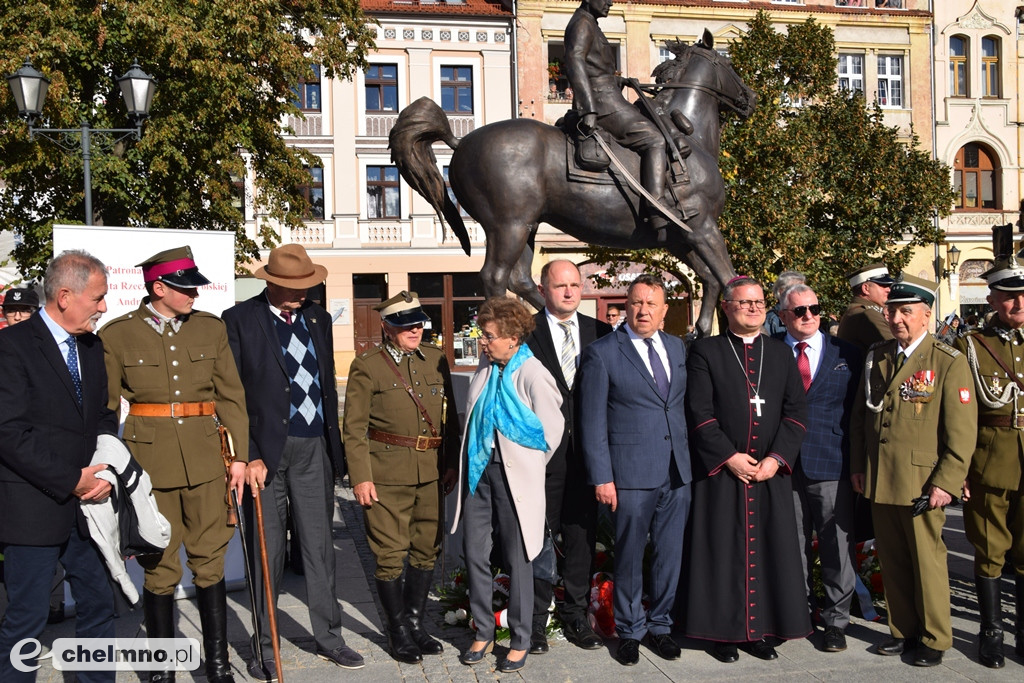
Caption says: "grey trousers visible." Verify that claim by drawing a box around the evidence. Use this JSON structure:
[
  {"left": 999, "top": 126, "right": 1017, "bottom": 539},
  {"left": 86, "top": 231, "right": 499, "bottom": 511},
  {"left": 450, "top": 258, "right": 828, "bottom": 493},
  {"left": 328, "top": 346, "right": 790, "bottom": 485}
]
[
  {"left": 248, "top": 435, "right": 345, "bottom": 652},
  {"left": 792, "top": 470, "right": 856, "bottom": 629},
  {"left": 463, "top": 456, "right": 533, "bottom": 650}
]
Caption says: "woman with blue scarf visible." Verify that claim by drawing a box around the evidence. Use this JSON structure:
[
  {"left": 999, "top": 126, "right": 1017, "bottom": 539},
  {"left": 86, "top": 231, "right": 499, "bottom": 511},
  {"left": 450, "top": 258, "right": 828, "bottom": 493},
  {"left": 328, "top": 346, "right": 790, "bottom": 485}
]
[{"left": 451, "top": 297, "right": 564, "bottom": 673}]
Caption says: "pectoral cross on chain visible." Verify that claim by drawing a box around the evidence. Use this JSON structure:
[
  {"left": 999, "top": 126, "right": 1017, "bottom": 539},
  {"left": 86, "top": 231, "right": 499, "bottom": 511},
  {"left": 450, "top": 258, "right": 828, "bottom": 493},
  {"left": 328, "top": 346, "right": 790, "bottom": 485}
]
[{"left": 750, "top": 394, "right": 765, "bottom": 417}]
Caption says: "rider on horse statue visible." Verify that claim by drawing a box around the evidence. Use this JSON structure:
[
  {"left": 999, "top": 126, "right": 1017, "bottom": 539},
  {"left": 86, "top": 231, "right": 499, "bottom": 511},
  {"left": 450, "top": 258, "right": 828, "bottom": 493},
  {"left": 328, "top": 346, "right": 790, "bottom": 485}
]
[{"left": 564, "top": 0, "right": 694, "bottom": 243}]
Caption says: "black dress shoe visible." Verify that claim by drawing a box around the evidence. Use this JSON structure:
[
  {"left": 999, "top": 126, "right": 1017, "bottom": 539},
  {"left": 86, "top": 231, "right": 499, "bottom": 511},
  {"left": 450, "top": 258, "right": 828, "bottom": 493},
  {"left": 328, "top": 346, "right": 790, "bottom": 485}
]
[
  {"left": 746, "top": 638, "right": 778, "bottom": 660},
  {"left": 876, "top": 638, "right": 905, "bottom": 656},
  {"left": 316, "top": 645, "right": 365, "bottom": 670},
  {"left": 823, "top": 626, "right": 847, "bottom": 652},
  {"left": 459, "top": 639, "right": 493, "bottom": 665},
  {"left": 246, "top": 659, "right": 277, "bottom": 683},
  {"left": 615, "top": 638, "right": 640, "bottom": 666},
  {"left": 47, "top": 603, "right": 65, "bottom": 625},
  {"left": 711, "top": 642, "right": 739, "bottom": 663},
  {"left": 529, "top": 630, "right": 549, "bottom": 655},
  {"left": 563, "top": 615, "right": 603, "bottom": 650},
  {"left": 644, "top": 633, "right": 681, "bottom": 660},
  {"left": 912, "top": 645, "right": 943, "bottom": 667}
]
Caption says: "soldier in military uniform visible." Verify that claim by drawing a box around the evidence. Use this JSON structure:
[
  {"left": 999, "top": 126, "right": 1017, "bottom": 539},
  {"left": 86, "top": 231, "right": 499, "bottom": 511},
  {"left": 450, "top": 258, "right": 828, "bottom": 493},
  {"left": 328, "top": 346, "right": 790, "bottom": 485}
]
[
  {"left": 851, "top": 274, "right": 976, "bottom": 668},
  {"left": 342, "top": 292, "right": 458, "bottom": 663},
  {"left": 837, "top": 263, "right": 895, "bottom": 352},
  {"left": 956, "top": 257, "right": 1024, "bottom": 668},
  {"left": 100, "top": 247, "right": 248, "bottom": 683}
]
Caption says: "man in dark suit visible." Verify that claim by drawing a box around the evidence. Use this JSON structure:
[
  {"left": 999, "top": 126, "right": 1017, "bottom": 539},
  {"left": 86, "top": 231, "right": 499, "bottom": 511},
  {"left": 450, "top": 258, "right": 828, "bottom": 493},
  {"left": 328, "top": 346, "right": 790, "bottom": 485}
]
[
  {"left": 0, "top": 250, "right": 118, "bottom": 683},
  {"left": 778, "top": 284, "right": 861, "bottom": 653},
  {"left": 223, "top": 244, "right": 363, "bottom": 679},
  {"left": 525, "top": 260, "right": 612, "bottom": 653},
  {"left": 579, "top": 274, "right": 691, "bottom": 666}
]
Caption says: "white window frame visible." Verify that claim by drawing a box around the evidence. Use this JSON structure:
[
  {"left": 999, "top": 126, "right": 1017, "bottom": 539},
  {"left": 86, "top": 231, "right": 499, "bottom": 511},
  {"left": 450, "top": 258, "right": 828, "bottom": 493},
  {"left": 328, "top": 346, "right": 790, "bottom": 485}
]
[
  {"left": 357, "top": 54, "right": 408, "bottom": 136},
  {"left": 876, "top": 55, "right": 903, "bottom": 109},
  {"left": 837, "top": 53, "right": 864, "bottom": 94}
]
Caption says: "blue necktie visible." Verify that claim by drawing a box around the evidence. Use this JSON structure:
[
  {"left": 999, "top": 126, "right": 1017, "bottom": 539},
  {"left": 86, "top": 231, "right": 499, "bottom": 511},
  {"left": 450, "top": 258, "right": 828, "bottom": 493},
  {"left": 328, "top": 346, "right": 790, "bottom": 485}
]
[
  {"left": 65, "top": 336, "right": 83, "bottom": 406},
  {"left": 644, "top": 337, "right": 670, "bottom": 401}
]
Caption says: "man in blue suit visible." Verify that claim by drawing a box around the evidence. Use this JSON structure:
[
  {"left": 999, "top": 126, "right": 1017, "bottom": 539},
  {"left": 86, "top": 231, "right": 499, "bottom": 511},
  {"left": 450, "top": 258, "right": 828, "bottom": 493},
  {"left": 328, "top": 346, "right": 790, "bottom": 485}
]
[
  {"left": 778, "top": 284, "right": 861, "bottom": 653},
  {"left": 579, "top": 274, "right": 691, "bottom": 666}
]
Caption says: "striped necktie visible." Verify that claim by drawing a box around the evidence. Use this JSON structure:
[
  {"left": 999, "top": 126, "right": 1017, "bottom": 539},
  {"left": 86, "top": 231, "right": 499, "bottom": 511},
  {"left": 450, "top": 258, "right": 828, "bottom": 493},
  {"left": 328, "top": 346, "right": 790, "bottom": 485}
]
[{"left": 558, "top": 320, "right": 576, "bottom": 388}]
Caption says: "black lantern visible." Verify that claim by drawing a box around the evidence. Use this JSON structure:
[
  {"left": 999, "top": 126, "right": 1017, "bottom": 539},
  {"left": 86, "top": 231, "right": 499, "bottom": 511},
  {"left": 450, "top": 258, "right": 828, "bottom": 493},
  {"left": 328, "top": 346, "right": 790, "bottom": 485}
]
[
  {"left": 116, "top": 62, "right": 156, "bottom": 123},
  {"left": 6, "top": 59, "right": 50, "bottom": 124}
]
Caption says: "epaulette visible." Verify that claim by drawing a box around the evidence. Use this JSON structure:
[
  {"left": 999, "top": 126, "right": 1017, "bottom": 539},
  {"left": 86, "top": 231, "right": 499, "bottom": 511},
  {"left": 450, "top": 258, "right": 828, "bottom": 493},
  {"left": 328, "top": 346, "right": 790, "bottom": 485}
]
[
  {"left": 934, "top": 341, "right": 962, "bottom": 358},
  {"left": 358, "top": 345, "right": 384, "bottom": 360}
]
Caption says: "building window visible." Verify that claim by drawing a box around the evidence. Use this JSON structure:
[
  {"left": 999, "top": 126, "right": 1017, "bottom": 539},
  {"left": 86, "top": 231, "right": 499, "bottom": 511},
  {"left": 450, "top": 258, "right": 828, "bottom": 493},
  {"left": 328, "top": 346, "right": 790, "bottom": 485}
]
[
  {"left": 365, "top": 64, "right": 398, "bottom": 112},
  {"left": 367, "top": 165, "right": 400, "bottom": 219},
  {"left": 440, "top": 66, "right": 473, "bottom": 113},
  {"left": 292, "top": 65, "right": 321, "bottom": 112},
  {"left": 297, "top": 167, "right": 324, "bottom": 219},
  {"left": 982, "top": 36, "right": 1000, "bottom": 98},
  {"left": 877, "top": 55, "right": 903, "bottom": 108},
  {"left": 953, "top": 143, "right": 998, "bottom": 210},
  {"left": 409, "top": 272, "right": 486, "bottom": 367},
  {"left": 838, "top": 54, "right": 864, "bottom": 93},
  {"left": 835, "top": 0, "right": 867, "bottom": 5},
  {"left": 949, "top": 35, "right": 968, "bottom": 97}
]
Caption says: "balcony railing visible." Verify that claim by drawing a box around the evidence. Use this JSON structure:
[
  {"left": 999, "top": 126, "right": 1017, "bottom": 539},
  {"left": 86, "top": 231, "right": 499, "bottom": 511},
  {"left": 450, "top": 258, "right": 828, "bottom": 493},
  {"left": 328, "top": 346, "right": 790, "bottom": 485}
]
[{"left": 285, "top": 112, "right": 324, "bottom": 137}]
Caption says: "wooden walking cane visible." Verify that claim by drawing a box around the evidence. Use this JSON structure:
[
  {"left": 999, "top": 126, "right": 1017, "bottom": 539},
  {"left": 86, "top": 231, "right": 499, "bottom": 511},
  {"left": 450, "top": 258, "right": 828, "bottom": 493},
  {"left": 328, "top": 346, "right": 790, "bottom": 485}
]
[{"left": 226, "top": 430, "right": 285, "bottom": 683}]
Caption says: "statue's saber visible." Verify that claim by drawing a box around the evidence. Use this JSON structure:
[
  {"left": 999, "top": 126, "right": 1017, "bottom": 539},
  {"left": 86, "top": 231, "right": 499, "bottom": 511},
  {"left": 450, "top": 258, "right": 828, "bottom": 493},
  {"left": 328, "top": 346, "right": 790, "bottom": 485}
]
[{"left": 624, "top": 78, "right": 689, "bottom": 188}]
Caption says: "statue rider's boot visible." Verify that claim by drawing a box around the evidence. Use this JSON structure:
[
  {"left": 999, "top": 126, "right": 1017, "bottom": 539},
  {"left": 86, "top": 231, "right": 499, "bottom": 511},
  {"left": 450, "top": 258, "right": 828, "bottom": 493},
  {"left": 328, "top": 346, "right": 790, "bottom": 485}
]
[
  {"left": 144, "top": 589, "right": 176, "bottom": 683},
  {"left": 976, "top": 575, "right": 1005, "bottom": 668},
  {"left": 196, "top": 579, "right": 235, "bottom": 683},
  {"left": 641, "top": 152, "right": 673, "bottom": 243}
]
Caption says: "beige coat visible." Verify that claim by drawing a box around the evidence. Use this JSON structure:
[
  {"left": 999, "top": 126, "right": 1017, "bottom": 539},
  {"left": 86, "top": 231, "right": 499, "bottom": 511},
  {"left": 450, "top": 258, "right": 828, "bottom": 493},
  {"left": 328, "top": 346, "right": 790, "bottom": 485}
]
[{"left": 450, "top": 354, "right": 563, "bottom": 561}]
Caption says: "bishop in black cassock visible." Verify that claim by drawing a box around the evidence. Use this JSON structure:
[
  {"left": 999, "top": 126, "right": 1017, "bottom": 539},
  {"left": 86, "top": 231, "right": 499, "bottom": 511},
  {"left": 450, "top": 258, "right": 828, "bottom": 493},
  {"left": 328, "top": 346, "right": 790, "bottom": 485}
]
[{"left": 682, "top": 278, "right": 811, "bottom": 663}]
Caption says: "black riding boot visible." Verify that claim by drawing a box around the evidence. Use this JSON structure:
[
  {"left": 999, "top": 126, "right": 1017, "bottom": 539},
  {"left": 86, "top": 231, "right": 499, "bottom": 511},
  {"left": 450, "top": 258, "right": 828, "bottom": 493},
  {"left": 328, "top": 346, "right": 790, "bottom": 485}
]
[
  {"left": 530, "top": 578, "right": 552, "bottom": 654},
  {"left": 403, "top": 566, "right": 443, "bottom": 655},
  {"left": 143, "top": 589, "right": 176, "bottom": 683},
  {"left": 376, "top": 577, "right": 422, "bottom": 663},
  {"left": 976, "top": 576, "right": 1005, "bottom": 668},
  {"left": 1016, "top": 575, "right": 1024, "bottom": 657},
  {"left": 196, "top": 580, "right": 235, "bottom": 683}
]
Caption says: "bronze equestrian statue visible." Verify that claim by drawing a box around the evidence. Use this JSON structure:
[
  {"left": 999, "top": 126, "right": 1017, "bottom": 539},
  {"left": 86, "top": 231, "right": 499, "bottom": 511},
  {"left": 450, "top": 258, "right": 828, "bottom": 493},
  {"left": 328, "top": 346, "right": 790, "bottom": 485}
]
[{"left": 389, "top": 22, "right": 756, "bottom": 337}]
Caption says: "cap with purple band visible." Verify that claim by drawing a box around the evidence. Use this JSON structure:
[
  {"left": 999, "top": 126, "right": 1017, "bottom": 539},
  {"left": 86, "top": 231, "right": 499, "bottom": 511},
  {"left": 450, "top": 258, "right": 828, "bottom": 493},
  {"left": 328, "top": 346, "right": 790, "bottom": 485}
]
[{"left": 136, "top": 246, "right": 212, "bottom": 288}]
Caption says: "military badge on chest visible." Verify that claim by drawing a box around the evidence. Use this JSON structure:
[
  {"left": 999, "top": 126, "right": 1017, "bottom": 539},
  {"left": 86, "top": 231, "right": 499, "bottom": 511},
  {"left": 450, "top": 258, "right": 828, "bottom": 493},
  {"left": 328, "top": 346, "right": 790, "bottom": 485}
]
[{"left": 900, "top": 370, "right": 936, "bottom": 413}]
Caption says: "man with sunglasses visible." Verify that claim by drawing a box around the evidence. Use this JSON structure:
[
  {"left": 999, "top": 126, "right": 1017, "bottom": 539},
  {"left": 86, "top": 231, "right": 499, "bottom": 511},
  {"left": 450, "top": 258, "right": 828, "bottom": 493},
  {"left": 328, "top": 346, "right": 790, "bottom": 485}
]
[
  {"left": 343, "top": 291, "right": 459, "bottom": 664},
  {"left": 101, "top": 246, "right": 249, "bottom": 683},
  {"left": 778, "top": 285, "right": 861, "bottom": 653}
]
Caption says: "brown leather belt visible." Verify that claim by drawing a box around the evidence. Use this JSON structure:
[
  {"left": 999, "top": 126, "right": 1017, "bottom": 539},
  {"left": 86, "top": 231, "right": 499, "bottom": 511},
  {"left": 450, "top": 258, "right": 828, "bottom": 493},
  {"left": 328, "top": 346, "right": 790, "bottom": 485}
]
[
  {"left": 979, "top": 414, "right": 1024, "bottom": 429},
  {"left": 129, "top": 401, "right": 217, "bottom": 418},
  {"left": 368, "top": 428, "right": 442, "bottom": 451}
]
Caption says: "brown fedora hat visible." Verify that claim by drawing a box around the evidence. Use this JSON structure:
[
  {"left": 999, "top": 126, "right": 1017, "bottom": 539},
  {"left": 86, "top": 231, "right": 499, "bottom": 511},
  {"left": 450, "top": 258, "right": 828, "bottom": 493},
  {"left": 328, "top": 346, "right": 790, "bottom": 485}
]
[{"left": 255, "top": 244, "right": 328, "bottom": 289}]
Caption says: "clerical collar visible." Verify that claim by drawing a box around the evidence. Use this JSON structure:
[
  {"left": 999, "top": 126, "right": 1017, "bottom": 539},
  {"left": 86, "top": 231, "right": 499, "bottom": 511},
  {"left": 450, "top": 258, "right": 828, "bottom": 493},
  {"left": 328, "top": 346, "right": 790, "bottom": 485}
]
[
  {"left": 145, "top": 302, "right": 184, "bottom": 335},
  {"left": 897, "top": 331, "right": 927, "bottom": 358},
  {"left": 729, "top": 330, "right": 760, "bottom": 345},
  {"left": 385, "top": 342, "right": 425, "bottom": 364}
]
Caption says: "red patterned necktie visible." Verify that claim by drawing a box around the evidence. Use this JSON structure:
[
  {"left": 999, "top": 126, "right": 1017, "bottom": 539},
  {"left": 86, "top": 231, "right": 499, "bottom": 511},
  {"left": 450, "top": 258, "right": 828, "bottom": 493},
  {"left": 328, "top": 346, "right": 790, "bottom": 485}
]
[
  {"left": 281, "top": 311, "right": 292, "bottom": 324},
  {"left": 795, "top": 341, "right": 812, "bottom": 392}
]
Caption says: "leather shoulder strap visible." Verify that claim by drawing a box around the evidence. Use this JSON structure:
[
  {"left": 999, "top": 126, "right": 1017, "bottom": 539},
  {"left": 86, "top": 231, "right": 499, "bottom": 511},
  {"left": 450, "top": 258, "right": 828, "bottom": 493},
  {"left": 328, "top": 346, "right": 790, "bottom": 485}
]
[{"left": 971, "top": 333, "right": 1024, "bottom": 392}]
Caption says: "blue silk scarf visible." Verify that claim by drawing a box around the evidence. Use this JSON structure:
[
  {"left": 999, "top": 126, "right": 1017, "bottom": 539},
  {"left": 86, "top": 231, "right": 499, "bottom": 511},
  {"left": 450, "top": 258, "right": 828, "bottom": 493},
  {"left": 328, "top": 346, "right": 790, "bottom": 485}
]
[{"left": 465, "top": 344, "right": 549, "bottom": 495}]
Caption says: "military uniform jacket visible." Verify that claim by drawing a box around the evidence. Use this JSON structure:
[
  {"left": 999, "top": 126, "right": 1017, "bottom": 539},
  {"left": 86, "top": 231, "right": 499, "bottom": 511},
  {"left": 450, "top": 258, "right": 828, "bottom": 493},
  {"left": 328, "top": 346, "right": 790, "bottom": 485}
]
[
  {"left": 851, "top": 335, "right": 976, "bottom": 505},
  {"left": 836, "top": 296, "right": 892, "bottom": 351},
  {"left": 955, "top": 321, "right": 1024, "bottom": 490},
  {"left": 100, "top": 302, "right": 249, "bottom": 489},
  {"left": 343, "top": 343, "right": 459, "bottom": 487}
]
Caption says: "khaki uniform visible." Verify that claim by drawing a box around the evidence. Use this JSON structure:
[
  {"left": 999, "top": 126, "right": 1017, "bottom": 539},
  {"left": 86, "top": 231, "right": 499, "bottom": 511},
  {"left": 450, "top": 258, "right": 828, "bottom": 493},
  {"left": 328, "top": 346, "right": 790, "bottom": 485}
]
[
  {"left": 836, "top": 296, "right": 892, "bottom": 351},
  {"left": 956, "top": 322, "right": 1024, "bottom": 578},
  {"left": 851, "top": 336, "right": 976, "bottom": 650},
  {"left": 100, "top": 303, "right": 248, "bottom": 592},
  {"left": 343, "top": 343, "right": 458, "bottom": 580}
]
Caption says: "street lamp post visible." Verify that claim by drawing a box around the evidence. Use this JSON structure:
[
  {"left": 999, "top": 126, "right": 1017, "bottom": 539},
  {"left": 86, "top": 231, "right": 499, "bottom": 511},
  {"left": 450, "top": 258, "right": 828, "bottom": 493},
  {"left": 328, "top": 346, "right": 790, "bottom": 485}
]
[{"left": 6, "top": 59, "right": 156, "bottom": 225}]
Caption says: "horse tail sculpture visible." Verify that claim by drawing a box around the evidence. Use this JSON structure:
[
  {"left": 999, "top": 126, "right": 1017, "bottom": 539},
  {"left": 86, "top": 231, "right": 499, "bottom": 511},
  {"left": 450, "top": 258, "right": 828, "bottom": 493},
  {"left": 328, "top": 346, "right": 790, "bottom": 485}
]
[{"left": 389, "top": 97, "right": 472, "bottom": 255}]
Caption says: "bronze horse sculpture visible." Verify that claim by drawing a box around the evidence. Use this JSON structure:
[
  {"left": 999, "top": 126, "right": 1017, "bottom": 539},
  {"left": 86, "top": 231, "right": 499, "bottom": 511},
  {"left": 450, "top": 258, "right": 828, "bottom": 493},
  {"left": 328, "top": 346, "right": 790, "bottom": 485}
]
[{"left": 389, "top": 32, "right": 756, "bottom": 336}]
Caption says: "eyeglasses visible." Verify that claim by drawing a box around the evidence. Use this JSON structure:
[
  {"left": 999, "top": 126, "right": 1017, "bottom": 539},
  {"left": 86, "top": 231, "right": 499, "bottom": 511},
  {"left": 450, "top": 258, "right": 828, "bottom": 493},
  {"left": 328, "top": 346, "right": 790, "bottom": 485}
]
[
  {"left": 725, "top": 299, "right": 766, "bottom": 310},
  {"left": 786, "top": 304, "right": 821, "bottom": 318},
  {"left": 480, "top": 332, "right": 498, "bottom": 342}
]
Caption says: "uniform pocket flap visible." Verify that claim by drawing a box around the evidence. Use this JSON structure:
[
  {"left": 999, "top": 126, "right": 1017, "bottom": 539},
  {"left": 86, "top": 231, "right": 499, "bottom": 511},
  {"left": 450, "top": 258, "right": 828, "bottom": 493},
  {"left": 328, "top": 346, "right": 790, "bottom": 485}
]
[
  {"left": 123, "top": 423, "right": 156, "bottom": 444},
  {"left": 122, "top": 351, "right": 159, "bottom": 367},
  {"left": 911, "top": 450, "right": 937, "bottom": 467},
  {"left": 188, "top": 345, "right": 217, "bottom": 362}
]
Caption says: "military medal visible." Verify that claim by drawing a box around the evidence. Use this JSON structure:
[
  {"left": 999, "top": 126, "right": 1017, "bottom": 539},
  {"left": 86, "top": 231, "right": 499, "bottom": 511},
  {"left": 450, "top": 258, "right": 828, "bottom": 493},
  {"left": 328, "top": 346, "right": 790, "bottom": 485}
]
[{"left": 900, "top": 369, "right": 936, "bottom": 414}]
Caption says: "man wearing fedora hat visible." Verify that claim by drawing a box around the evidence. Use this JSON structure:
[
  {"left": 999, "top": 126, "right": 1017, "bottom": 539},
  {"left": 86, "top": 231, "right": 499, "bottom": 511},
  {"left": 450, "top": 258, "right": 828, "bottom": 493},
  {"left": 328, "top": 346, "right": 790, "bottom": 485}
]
[
  {"left": 1, "top": 287, "right": 40, "bottom": 327},
  {"left": 837, "top": 263, "right": 896, "bottom": 352},
  {"left": 101, "top": 246, "right": 249, "bottom": 683},
  {"left": 223, "top": 243, "right": 364, "bottom": 677},
  {"left": 343, "top": 291, "right": 459, "bottom": 664},
  {"left": 851, "top": 274, "right": 975, "bottom": 667}
]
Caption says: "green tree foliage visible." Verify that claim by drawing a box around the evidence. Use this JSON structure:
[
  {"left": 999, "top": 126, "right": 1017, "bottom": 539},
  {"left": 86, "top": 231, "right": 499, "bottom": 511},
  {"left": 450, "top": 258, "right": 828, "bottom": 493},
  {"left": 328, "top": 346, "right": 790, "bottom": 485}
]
[
  {"left": 0, "top": 0, "right": 376, "bottom": 279},
  {"left": 587, "top": 11, "right": 953, "bottom": 315}
]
